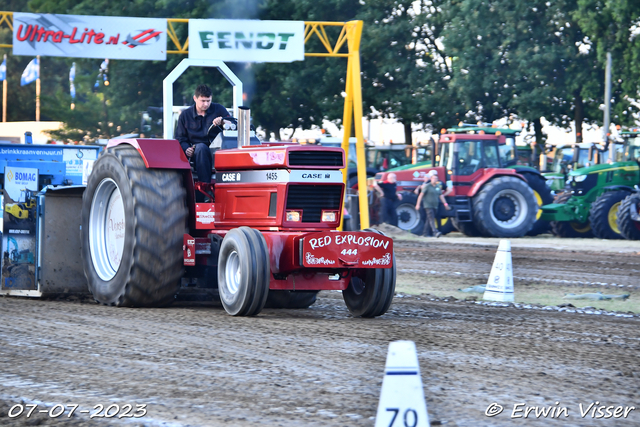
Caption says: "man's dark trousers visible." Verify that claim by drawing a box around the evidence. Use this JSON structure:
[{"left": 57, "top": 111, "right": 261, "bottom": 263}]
[{"left": 193, "top": 143, "right": 213, "bottom": 183}]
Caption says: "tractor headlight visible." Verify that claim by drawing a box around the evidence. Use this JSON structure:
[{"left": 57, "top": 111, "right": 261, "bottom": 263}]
[
  {"left": 321, "top": 210, "right": 338, "bottom": 222},
  {"left": 286, "top": 210, "right": 302, "bottom": 222},
  {"left": 574, "top": 174, "right": 588, "bottom": 182}
]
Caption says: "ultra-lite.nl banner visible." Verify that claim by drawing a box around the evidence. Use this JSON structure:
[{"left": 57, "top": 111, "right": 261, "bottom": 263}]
[
  {"left": 189, "top": 19, "right": 304, "bottom": 63},
  {"left": 13, "top": 13, "right": 167, "bottom": 61}
]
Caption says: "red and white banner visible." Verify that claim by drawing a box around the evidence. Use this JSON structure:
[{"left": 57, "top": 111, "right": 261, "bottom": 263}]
[{"left": 13, "top": 13, "right": 167, "bottom": 61}]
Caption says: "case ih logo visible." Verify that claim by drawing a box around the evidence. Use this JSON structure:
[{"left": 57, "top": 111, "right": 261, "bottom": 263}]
[{"left": 123, "top": 29, "right": 163, "bottom": 48}]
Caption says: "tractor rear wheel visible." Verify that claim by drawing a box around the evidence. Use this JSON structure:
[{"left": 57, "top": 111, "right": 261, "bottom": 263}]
[
  {"left": 217, "top": 227, "right": 270, "bottom": 316},
  {"left": 396, "top": 191, "right": 424, "bottom": 235},
  {"left": 523, "top": 173, "right": 553, "bottom": 236},
  {"left": 472, "top": 176, "right": 537, "bottom": 237},
  {"left": 81, "top": 145, "right": 188, "bottom": 307},
  {"left": 550, "top": 193, "right": 593, "bottom": 238},
  {"left": 343, "top": 229, "right": 395, "bottom": 317},
  {"left": 617, "top": 193, "right": 640, "bottom": 240},
  {"left": 590, "top": 191, "right": 630, "bottom": 239},
  {"left": 264, "top": 291, "right": 319, "bottom": 309}
]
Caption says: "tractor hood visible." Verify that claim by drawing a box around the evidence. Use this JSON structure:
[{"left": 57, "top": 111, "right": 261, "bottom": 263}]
[{"left": 568, "top": 161, "right": 638, "bottom": 177}]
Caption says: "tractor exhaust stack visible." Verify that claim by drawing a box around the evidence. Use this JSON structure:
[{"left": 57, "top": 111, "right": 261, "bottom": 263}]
[{"left": 238, "top": 106, "right": 251, "bottom": 148}]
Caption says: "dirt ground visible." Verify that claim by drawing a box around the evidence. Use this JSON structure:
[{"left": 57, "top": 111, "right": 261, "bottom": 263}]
[{"left": 1, "top": 231, "right": 639, "bottom": 427}]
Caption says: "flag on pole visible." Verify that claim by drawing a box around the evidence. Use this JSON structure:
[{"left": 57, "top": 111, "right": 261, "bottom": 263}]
[
  {"left": 94, "top": 59, "right": 109, "bottom": 89},
  {"left": 21, "top": 58, "right": 39, "bottom": 86},
  {"left": 69, "top": 62, "right": 76, "bottom": 99},
  {"left": 0, "top": 56, "right": 6, "bottom": 81}
]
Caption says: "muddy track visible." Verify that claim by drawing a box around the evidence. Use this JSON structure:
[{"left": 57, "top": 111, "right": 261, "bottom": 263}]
[{"left": 1, "top": 237, "right": 639, "bottom": 427}]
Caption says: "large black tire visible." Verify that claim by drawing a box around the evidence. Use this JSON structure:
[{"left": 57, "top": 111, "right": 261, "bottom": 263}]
[
  {"left": 550, "top": 193, "right": 593, "bottom": 238},
  {"left": 472, "top": 176, "right": 537, "bottom": 237},
  {"left": 617, "top": 193, "right": 640, "bottom": 240},
  {"left": 437, "top": 217, "right": 456, "bottom": 235},
  {"left": 522, "top": 173, "right": 553, "bottom": 236},
  {"left": 81, "top": 145, "right": 187, "bottom": 307},
  {"left": 452, "top": 218, "right": 483, "bottom": 237},
  {"left": 264, "top": 291, "right": 319, "bottom": 309},
  {"left": 217, "top": 227, "right": 270, "bottom": 316},
  {"left": 589, "top": 190, "right": 630, "bottom": 239},
  {"left": 395, "top": 191, "right": 424, "bottom": 235},
  {"left": 342, "top": 229, "right": 395, "bottom": 317}
]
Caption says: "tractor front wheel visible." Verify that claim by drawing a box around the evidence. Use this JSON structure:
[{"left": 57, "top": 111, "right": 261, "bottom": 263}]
[
  {"left": 616, "top": 193, "right": 640, "bottom": 240},
  {"left": 342, "top": 229, "right": 395, "bottom": 317},
  {"left": 590, "top": 191, "right": 630, "bottom": 239},
  {"left": 81, "top": 145, "right": 188, "bottom": 307},
  {"left": 472, "top": 176, "right": 537, "bottom": 237},
  {"left": 217, "top": 227, "right": 270, "bottom": 316}
]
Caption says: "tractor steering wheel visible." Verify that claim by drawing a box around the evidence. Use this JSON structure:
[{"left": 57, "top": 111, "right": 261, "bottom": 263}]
[{"left": 207, "top": 117, "right": 237, "bottom": 143}]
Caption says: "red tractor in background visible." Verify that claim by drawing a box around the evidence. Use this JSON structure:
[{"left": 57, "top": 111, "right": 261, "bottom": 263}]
[
  {"left": 370, "top": 129, "right": 541, "bottom": 238},
  {"left": 80, "top": 107, "right": 396, "bottom": 317}
]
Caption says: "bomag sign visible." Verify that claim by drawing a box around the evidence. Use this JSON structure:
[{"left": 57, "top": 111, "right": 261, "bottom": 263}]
[{"left": 189, "top": 19, "right": 304, "bottom": 63}]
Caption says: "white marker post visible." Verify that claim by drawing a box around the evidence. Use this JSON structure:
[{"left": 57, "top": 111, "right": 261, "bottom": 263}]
[
  {"left": 375, "top": 341, "right": 430, "bottom": 427},
  {"left": 483, "top": 239, "right": 514, "bottom": 302}
]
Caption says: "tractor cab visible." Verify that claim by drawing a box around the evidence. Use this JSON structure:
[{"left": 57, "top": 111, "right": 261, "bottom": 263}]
[
  {"left": 620, "top": 131, "right": 640, "bottom": 163},
  {"left": 437, "top": 132, "right": 518, "bottom": 198},
  {"left": 442, "top": 125, "right": 521, "bottom": 169}
]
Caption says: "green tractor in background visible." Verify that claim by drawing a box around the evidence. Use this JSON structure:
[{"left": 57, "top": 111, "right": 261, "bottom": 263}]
[
  {"left": 540, "top": 133, "right": 639, "bottom": 238},
  {"left": 615, "top": 130, "right": 640, "bottom": 240},
  {"left": 543, "top": 143, "right": 598, "bottom": 192}
]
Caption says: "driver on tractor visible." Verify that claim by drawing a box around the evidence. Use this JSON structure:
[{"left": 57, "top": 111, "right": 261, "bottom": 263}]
[{"left": 175, "top": 84, "right": 230, "bottom": 189}]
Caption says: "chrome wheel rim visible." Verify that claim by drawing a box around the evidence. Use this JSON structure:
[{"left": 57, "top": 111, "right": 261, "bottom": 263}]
[{"left": 89, "top": 179, "right": 126, "bottom": 281}]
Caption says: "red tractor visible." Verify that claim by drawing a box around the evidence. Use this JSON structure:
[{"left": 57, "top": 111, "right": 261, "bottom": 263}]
[
  {"left": 80, "top": 110, "right": 395, "bottom": 317},
  {"left": 373, "top": 130, "right": 540, "bottom": 237}
]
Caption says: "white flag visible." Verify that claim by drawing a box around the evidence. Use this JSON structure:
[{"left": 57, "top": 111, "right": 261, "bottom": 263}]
[{"left": 20, "top": 57, "right": 39, "bottom": 86}]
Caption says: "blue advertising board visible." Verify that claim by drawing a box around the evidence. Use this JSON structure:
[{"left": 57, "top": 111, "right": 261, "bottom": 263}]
[{"left": 0, "top": 143, "right": 101, "bottom": 187}]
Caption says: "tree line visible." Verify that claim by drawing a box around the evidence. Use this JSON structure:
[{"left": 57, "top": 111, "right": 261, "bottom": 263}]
[{"left": 0, "top": 0, "right": 638, "bottom": 145}]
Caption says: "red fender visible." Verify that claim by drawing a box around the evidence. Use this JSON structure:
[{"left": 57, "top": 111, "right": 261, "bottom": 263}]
[
  {"left": 107, "top": 138, "right": 191, "bottom": 169},
  {"left": 467, "top": 169, "right": 527, "bottom": 198}
]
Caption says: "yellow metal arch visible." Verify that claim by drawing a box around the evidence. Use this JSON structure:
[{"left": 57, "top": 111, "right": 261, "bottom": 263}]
[{"left": 0, "top": 14, "right": 369, "bottom": 227}]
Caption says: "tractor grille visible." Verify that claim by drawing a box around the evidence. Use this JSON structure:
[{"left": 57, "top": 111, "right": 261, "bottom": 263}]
[
  {"left": 288, "top": 151, "right": 343, "bottom": 167},
  {"left": 286, "top": 184, "right": 342, "bottom": 222}
]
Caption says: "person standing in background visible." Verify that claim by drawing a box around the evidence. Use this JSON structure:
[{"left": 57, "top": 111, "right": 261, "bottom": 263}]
[
  {"left": 416, "top": 171, "right": 450, "bottom": 237},
  {"left": 373, "top": 173, "right": 403, "bottom": 226}
]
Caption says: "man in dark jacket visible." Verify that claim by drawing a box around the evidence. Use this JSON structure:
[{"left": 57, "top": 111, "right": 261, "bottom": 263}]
[
  {"left": 373, "top": 172, "right": 403, "bottom": 226},
  {"left": 175, "top": 84, "right": 230, "bottom": 184}
]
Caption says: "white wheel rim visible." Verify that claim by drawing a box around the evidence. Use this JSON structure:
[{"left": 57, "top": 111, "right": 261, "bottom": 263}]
[
  {"left": 225, "top": 250, "right": 241, "bottom": 295},
  {"left": 489, "top": 189, "right": 528, "bottom": 229},
  {"left": 396, "top": 203, "right": 420, "bottom": 231},
  {"left": 89, "top": 179, "right": 126, "bottom": 281}
]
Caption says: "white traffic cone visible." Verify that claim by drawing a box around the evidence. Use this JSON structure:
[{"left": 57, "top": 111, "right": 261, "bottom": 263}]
[
  {"left": 375, "top": 341, "right": 430, "bottom": 427},
  {"left": 483, "top": 239, "right": 514, "bottom": 302}
]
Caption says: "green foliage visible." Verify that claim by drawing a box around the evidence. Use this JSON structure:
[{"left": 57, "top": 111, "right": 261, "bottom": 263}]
[{"left": 359, "top": 0, "right": 464, "bottom": 140}]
